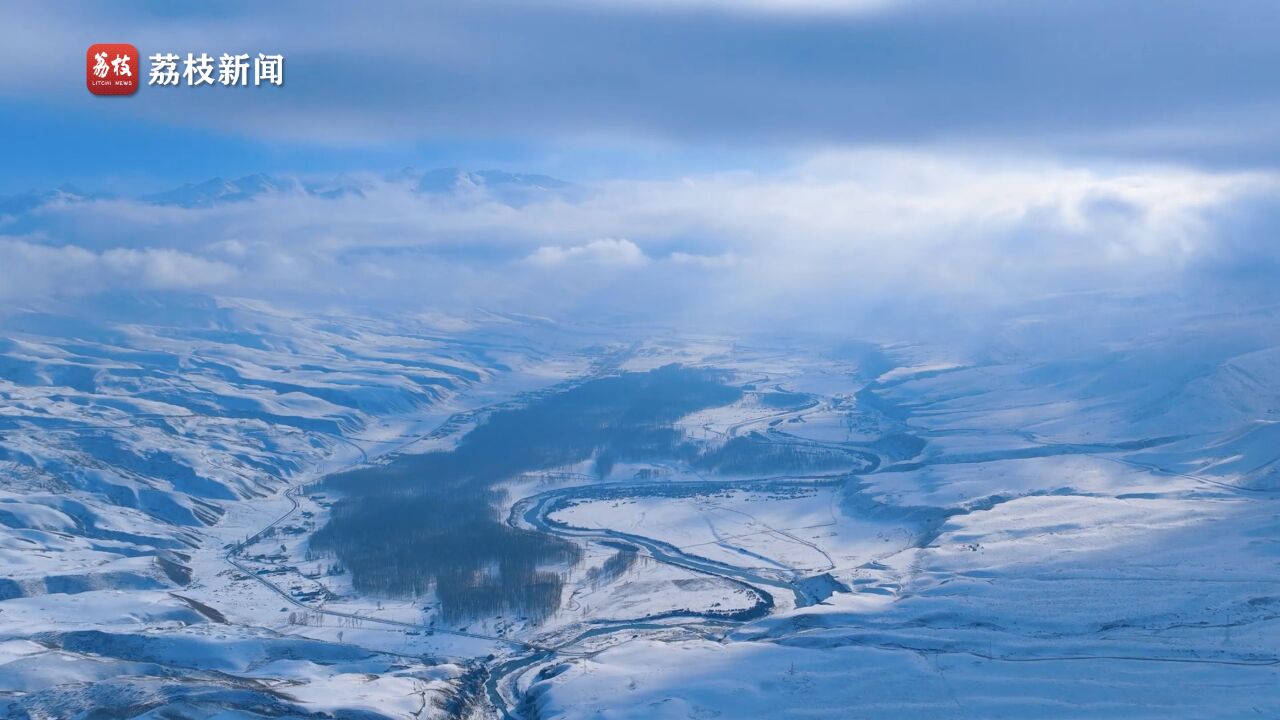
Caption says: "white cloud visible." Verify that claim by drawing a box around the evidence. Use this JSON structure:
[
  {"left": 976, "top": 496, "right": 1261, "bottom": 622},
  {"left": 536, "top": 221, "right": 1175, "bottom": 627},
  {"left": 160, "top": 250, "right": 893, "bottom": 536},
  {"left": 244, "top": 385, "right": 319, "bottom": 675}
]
[
  {"left": 669, "top": 251, "right": 737, "bottom": 267},
  {"left": 0, "top": 238, "right": 236, "bottom": 302},
  {"left": 575, "top": 0, "right": 896, "bottom": 15},
  {"left": 527, "top": 238, "right": 648, "bottom": 267},
  {"left": 4, "top": 150, "right": 1276, "bottom": 336}
]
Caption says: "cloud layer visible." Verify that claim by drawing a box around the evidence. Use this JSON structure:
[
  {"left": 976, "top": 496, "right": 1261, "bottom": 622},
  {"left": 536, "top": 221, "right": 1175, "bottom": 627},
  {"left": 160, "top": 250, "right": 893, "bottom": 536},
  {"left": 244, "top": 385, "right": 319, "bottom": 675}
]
[
  {"left": 4, "top": 151, "right": 1276, "bottom": 339},
  {"left": 0, "top": 239, "right": 236, "bottom": 302},
  {"left": 6, "top": 1, "right": 1280, "bottom": 167}
]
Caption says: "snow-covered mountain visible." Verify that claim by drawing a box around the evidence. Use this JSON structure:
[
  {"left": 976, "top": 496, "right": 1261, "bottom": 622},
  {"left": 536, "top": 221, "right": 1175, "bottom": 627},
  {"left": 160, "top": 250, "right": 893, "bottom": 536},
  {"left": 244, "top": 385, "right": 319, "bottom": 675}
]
[
  {"left": 0, "top": 168, "right": 573, "bottom": 214},
  {"left": 412, "top": 168, "right": 571, "bottom": 205},
  {"left": 0, "top": 186, "right": 110, "bottom": 219},
  {"left": 142, "top": 174, "right": 306, "bottom": 208}
]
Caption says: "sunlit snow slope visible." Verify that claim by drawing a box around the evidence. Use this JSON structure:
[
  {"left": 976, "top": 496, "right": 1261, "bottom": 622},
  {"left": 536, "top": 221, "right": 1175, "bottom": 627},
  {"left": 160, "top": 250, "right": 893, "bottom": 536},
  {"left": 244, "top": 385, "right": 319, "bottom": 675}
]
[{"left": 0, "top": 294, "right": 582, "bottom": 719}]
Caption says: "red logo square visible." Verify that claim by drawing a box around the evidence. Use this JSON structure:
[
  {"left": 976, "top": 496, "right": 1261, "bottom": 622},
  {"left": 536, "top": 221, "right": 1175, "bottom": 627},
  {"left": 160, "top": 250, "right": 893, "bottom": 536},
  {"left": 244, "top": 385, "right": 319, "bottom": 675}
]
[{"left": 87, "top": 44, "right": 139, "bottom": 95}]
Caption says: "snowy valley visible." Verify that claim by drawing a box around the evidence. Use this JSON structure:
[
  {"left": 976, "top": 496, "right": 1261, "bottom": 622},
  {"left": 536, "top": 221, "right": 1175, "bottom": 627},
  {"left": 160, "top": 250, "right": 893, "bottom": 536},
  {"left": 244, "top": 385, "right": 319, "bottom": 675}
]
[{"left": 1, "top": 290, "right": 1277, "bottom": 719}]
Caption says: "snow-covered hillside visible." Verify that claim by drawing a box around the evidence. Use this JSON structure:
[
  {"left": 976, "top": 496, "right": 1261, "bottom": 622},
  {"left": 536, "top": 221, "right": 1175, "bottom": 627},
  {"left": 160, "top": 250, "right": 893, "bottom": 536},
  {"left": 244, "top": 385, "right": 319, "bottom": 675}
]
[
  {"left": 521, "top": 310, "right": 1280, "bottom": 719},
  {"left": 0, "top": 294, "right": 602, "bottom": 718},
  {"left": 2, "top": 293, "right": 1279, "bottom": 719}
]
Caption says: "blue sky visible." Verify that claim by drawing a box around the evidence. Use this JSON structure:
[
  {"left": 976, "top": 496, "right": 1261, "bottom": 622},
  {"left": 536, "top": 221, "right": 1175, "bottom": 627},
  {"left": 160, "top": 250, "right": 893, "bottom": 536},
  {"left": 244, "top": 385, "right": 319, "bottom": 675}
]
[
  {"left": 0, "top": 99, "right": 561, "bottom": 193},
  {"left": 5, "top": 0, "right": 1280, "bottom": 191}
]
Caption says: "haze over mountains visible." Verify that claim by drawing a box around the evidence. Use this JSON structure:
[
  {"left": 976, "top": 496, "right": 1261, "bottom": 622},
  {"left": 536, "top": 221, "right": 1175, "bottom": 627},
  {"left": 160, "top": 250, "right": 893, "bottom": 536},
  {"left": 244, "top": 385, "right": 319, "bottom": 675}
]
[
  {"left": 6, "top": 154, "right": 1278, "bottom": 342},
  {"left": 0, "top": 168, "right": 573, "bottom": 212}
]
